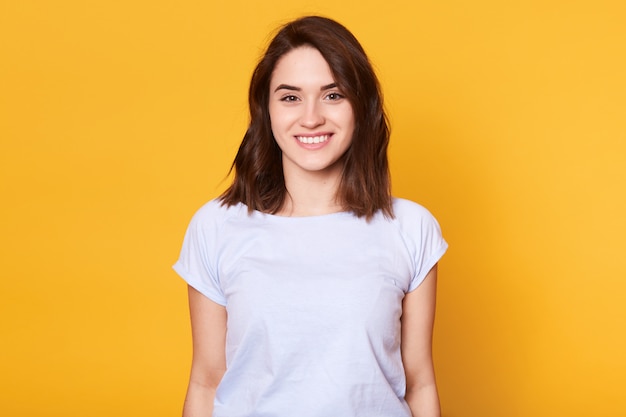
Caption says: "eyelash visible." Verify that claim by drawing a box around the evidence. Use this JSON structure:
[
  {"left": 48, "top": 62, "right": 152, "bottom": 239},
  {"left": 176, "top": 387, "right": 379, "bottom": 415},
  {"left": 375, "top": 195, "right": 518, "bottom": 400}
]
[
  {"left": 325, "top": 92, "right": 344, "bottom": 101},
  {"left": 279, "top": 92, "right": 345, "bottom": 102},
  {"left": 280, "top": 95, "right": 300, "bottom": 102},
  {"left": 326, "top": 91, "right": 345, "bottom": 101}
]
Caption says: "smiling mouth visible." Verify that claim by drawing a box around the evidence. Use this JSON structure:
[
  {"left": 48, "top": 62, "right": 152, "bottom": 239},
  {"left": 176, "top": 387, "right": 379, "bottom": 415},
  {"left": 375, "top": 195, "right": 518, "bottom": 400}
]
[{"left": 296, "top": 135, "right": 330, "bottom": 144}]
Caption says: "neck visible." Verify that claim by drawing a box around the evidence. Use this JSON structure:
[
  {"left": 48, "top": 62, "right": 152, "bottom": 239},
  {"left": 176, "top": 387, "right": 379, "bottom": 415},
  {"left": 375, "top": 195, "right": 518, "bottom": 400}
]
[{"left": 278, "top": 166, "right": 344, "bottom": 217}]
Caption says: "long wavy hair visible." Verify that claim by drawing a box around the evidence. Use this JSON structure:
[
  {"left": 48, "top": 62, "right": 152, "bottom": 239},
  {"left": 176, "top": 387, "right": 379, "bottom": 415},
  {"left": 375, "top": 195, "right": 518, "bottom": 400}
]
[{"left": 220, "top": 16, "right": 392, "bottom": 219}]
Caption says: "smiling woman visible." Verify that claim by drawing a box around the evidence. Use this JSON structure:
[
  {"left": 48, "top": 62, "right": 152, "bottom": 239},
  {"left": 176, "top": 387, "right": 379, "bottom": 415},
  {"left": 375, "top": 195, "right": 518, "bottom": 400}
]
[{"left": 173, "top": 16, "right": 448, "bottom": 417}]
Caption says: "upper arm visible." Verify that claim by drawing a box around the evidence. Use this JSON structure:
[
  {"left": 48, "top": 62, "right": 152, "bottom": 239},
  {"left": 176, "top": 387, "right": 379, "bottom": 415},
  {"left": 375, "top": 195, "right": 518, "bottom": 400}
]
[
  {"left": 401, "top": 264, "right": 438, "bottom": 390},
  {"left": 187, "top": 285, "right": 227, "bottom": 388}
]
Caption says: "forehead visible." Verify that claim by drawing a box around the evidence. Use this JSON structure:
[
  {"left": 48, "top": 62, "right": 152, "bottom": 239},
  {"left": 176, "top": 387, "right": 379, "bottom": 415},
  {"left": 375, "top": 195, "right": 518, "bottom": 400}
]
[{"left": 270, "top": 46, "right": 335, "bottom": 87}]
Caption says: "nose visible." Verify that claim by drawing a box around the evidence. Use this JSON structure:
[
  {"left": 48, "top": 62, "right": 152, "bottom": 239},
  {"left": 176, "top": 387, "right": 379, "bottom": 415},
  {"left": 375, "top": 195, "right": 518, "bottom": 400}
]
[{"left": 299, "top": 101, "right": 325, "bottom": 128}]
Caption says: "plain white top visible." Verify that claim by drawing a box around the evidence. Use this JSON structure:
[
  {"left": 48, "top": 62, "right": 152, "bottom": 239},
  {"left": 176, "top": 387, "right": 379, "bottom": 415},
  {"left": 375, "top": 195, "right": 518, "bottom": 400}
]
[{"left": 174, "top": 197, "right": 448, "bottom": 417}]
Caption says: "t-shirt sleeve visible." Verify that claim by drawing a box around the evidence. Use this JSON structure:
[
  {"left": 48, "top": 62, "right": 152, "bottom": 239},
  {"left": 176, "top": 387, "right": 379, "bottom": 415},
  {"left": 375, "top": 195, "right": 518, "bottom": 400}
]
[
  {"left": 407, "top": 207, "right": 448, "bottom": 292},
  {"left": 172, "top": 203, "right": 227, "bottom": 306}
]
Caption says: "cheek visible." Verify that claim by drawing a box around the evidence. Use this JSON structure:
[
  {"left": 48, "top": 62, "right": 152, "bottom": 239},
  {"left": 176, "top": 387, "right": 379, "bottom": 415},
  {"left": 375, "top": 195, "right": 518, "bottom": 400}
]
[
  {"left": 268, "top": 112, "right": 290, "bottom": 146},
  {"left": 339, "top": 104, "right": 355, "bottom": 127},
  {"left": 268, "top": 105, "right": 287, "bottom": 130}
]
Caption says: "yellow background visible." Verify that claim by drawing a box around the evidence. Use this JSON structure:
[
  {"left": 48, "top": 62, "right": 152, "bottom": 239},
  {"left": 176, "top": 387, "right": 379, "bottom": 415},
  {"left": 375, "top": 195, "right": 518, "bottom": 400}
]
[{"left": 1, "top": 1, "right": 625, "bottom": 416}]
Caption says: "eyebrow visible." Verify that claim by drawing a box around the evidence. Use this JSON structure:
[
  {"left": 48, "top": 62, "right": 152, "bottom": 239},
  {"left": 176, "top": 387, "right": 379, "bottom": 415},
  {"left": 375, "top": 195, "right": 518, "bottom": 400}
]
[{"left": 273, "top": 83, "right": 338, "bottom": 93}]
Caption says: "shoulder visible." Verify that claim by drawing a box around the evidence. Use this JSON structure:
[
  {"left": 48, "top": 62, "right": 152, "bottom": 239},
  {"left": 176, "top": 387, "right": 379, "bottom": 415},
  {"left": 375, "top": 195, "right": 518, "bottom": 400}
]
[
  {"left": 391, "top": 197, "right": 440, "bottom": 225},
  {"left": 392, "top": 197, "right": 432, "bottom": 215},
  {"left": 389, "top": 197, "right": 445, "bottom": 243},
  {"left": 188, "top": 198, "right": 247, "bottom": 230},
  {"left": 390, "top": 198, "right": 448, "bottom": 276},
  {"left": 194, "top": 198, "right": 240, "bottom": 216}
]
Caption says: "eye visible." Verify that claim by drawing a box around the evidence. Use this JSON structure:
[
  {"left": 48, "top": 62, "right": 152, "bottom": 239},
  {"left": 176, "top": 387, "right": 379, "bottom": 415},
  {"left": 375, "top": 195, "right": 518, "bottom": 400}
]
[
  {"left": 280, "top": 95, "right": 300, "bottom": 102},
  {"left": 325, "top": 92, "right": 344, "bottom": 101}
]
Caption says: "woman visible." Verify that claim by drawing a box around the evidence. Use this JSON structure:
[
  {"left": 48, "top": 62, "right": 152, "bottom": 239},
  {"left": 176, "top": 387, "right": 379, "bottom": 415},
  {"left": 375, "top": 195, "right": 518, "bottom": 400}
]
[{"left": 174, "top": 16, "right": 447, "bottom": 417}]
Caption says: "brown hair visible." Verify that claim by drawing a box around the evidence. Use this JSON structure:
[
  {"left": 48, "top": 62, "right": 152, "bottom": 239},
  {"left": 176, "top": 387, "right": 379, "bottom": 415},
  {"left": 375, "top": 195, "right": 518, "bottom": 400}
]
[{"left": 220, "top": 16, "right": 392, "bottom": 219}]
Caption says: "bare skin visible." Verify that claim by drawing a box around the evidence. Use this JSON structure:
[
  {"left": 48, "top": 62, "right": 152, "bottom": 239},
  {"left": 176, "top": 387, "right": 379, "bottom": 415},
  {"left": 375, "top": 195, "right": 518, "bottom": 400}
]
[
  {"left": 402, "top": 265, "right": 441, "bottom": 417},
  {"left": 182, "top": 286, "right": 226, "bottom": 417},
  {"left": 269, "top": 46, "right": 354, "bottom": 217}
]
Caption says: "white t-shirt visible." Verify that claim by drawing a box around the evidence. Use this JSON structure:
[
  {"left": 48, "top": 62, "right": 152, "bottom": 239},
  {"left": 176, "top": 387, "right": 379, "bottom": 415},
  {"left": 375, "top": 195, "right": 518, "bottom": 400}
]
[{"left": 174, "top": 197, "right": 448, "bottom": 417}]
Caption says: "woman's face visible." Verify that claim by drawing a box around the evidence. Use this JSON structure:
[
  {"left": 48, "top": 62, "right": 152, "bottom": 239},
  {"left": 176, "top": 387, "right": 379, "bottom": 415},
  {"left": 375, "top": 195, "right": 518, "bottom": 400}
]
[{"left": 268, "top": 46, "right": 355, "bottom": 179}]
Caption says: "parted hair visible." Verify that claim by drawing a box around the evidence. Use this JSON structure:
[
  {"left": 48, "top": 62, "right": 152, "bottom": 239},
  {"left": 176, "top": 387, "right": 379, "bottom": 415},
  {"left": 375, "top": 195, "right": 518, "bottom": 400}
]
[{"left": 220, "top": 16, "right": 392, "bottom": 219}]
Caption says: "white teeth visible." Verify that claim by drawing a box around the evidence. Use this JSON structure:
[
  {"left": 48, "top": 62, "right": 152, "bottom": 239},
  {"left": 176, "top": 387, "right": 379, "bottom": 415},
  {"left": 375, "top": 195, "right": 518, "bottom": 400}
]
[{"left": 296, "top": 135, "right": 329, "bottom": 144}]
